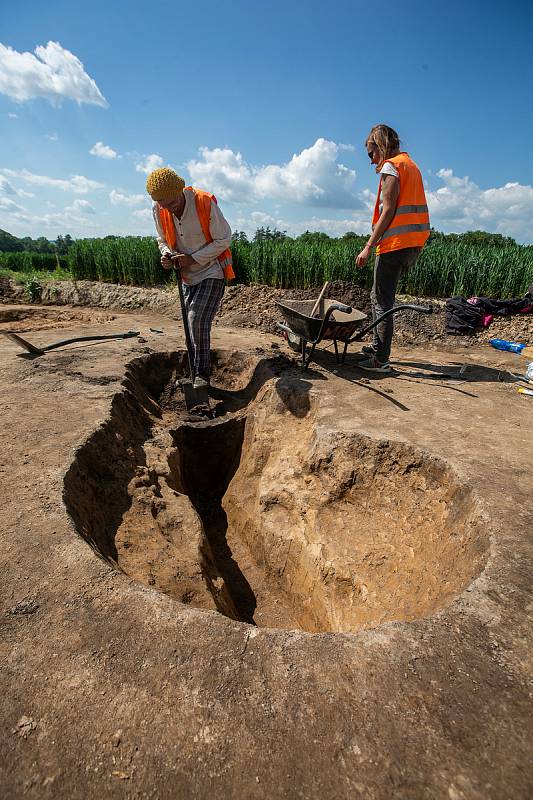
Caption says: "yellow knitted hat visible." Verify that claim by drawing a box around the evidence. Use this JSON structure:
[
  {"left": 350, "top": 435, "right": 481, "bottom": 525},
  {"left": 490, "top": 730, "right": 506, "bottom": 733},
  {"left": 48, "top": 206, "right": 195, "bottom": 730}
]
[{"left": 146, "top": 167, "right": 185, "bottom": 201}]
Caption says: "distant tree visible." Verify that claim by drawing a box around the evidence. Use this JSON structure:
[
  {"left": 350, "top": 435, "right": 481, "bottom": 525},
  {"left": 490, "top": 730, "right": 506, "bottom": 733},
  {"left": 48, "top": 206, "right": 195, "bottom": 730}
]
[
  {"left": 296, "top": 231, "right": 332, "bottom": 244},
  {"left": 458, "top": 230, "right": 516, "bottom": 247},
  {"left": 55, "top": 234, "right": 74, "bottom": 255},
  {"left": 254, "top": 226, "right": 288, "bottom": 241},
  {"left": 429, "top": 229, "right": 516, "bottom": 247},
  {"left": 33, "top": 236, "right": 54, "bottom": 253},
  {"left": 231, "top": 230, "right": 249, "bottom": 243},
  {"left": 0, "top": 229, "right": 24, "bottom": 252},
  {"left": 20, "top": 236, "right": 34, "bottom": 251}
]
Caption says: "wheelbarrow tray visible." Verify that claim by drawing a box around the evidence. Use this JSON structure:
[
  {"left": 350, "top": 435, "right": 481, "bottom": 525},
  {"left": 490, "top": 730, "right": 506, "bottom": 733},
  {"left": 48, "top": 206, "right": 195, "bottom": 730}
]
[{"left": 276, "top": 299, "right": 366, "bottom": 343}]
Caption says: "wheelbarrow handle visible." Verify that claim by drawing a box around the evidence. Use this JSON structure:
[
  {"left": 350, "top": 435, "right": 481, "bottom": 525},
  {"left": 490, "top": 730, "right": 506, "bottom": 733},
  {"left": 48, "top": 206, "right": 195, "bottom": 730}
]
[
  {"left": 348, "top": 303, "right": 433, "bottom": 343},
  {"left": 327, "top": 302, "right": 353, "bottom": 315}
]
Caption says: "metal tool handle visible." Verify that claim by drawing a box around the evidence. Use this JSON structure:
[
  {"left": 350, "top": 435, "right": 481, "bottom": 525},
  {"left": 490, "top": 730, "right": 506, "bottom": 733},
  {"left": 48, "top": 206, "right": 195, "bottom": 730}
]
[
  {"left": 328, "top": 302, "right": 353, "bottom": 315},
  {"left": 175, "top": 268, "right": 196, "bottom": 380},
  {"left": 348, "top": 303, "right": 433, "bottom": 343}
]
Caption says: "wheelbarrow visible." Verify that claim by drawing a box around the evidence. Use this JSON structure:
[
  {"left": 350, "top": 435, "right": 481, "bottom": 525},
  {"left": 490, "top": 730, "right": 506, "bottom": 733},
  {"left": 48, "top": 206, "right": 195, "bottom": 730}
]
[{"left": 276, "top": 297, "right": 432, "bottom": 368}]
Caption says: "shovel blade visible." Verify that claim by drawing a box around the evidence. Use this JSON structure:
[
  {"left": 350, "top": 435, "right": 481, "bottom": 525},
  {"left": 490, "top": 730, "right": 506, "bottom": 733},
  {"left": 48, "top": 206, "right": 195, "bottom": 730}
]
[
  {"left": 1, "top": 331, "right": 45, "bottom": 355},
  {"left": 179, "top": 379, "right": 210, "bottom": 412}
]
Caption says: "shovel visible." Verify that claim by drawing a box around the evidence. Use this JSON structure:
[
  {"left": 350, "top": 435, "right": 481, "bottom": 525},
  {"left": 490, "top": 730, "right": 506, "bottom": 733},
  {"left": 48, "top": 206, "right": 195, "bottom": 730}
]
[
  {"left": 1, "top": 329, "right": 139, "bottom": 356},
  {"left": 310, "top": 281, "right": 329, "bottom": 318},
  {"left": 175, "top": 268, "right": 210, "bottom": 412}
]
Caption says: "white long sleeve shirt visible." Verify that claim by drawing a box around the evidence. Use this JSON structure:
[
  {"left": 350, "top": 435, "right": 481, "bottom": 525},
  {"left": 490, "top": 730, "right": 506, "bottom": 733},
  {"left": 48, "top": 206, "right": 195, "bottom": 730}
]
[{"left": 152, "top": 188, "right": 232, "bottom": 285}]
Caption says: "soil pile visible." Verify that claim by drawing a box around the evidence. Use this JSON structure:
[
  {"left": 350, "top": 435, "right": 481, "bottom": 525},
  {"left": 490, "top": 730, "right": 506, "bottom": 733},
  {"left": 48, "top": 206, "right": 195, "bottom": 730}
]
[
  {"left": 216, "top": 281, "right": 372, "bottom": 335},
  {"left": 0, "top": 276, "right": 531, "bottom": 347}
]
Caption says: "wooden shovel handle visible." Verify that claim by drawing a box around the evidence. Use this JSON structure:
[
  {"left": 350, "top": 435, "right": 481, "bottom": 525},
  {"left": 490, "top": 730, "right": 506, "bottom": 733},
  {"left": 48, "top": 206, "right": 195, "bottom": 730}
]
[{"left": 311, "top": 281, "right": 329, "bottom": 318}]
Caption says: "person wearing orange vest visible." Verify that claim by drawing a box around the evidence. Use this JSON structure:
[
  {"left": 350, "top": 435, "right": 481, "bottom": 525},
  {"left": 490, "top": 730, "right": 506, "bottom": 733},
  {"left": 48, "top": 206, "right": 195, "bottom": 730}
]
[
  {"left": 355, "top": 125, "right": 430, "bottom": 373},
  {"left": 146, "top": 167, "right": 233, "bottom": 388}
]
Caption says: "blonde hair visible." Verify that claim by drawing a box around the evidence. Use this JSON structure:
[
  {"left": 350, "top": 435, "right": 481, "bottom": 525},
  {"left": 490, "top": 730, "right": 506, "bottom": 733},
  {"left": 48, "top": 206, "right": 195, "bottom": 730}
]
[{"left": 366, "top": 125, "right": 401, "bottom": 170}]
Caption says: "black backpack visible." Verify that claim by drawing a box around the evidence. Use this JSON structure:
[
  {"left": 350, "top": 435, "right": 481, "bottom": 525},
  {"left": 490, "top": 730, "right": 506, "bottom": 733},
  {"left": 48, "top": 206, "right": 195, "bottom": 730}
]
[{"left": 445, "top": 297, "right": 483, "bottom": 335}]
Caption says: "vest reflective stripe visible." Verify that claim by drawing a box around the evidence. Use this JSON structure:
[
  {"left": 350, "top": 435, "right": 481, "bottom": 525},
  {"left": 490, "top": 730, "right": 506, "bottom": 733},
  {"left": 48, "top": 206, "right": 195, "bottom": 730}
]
[
  {"left": 395, "top": 204, "right": 428, "bottom": 216},
  {"left": 381, "top": 222, "right": 431, "bottom": 241},
  {"left": 372, "top": 153, "right": 430, "bottom": 254},
  {"left": 158, "top": 188, "right": 235, "bottom": 280}
]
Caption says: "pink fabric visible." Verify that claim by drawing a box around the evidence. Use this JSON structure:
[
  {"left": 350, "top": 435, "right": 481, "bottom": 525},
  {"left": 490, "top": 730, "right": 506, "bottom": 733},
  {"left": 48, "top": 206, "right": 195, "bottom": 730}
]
[{"left": 481, "top": 314, "right": 493, "bottom": 327}]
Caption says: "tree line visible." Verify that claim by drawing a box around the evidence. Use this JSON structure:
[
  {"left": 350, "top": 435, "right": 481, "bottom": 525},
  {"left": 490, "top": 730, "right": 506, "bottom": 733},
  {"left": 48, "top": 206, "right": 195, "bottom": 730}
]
[
  {"left": 232, "top": 227, "right": 519, "bottom": 247},
  {"left": 0, "top": 230, "right": 74, "bottom": 255}
]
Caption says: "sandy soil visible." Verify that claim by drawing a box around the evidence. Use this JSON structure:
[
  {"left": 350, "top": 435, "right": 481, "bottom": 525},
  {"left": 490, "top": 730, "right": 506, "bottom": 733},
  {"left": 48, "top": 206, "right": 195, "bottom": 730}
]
[{"left": 0, "top": 281, "right": 532, "bottom": 799}]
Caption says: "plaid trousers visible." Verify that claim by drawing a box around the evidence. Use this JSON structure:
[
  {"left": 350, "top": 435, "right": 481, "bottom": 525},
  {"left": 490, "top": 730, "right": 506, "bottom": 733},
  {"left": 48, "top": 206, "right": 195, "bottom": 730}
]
[{"left": 182, "top": 278, "right": 225, "bottom": 380}]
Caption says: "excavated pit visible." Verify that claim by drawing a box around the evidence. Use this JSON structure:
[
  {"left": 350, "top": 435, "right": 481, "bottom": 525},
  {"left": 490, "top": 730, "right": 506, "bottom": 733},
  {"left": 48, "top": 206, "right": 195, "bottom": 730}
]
[{"left": 64, "top": 350, "right": 490, "bottom": 634}]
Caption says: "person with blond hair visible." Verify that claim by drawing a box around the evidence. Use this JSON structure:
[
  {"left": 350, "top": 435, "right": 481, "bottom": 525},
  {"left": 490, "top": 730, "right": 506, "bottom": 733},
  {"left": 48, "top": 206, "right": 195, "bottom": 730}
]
[
  {"left": 146, "top": 167, "right": 233, "bottom": 388},
  {"left": 355, "top": 125, "right": 430, "bottom": 372}
]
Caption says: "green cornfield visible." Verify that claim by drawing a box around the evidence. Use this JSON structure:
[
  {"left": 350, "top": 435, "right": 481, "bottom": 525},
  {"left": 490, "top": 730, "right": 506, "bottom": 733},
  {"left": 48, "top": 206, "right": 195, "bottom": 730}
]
[
  {"left": 3, "top": 234, "right": 532, "bottom": 299},
  {"left": 231, "top": 236, "right": 533, "bottom": 298},
  {"left": 67, "top": 236, "right": 172, "bottom": 287}
]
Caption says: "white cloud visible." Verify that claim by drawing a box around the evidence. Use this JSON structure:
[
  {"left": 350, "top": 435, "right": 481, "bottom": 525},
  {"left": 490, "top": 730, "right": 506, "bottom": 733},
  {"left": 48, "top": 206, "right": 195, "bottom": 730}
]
[
  {"left": 0, "top": 175, "right": 34, "bottom": 199},
  {"left": 187, "top": 148, "right": 254, "bottom": 203},
  {"left": 187, "top": 138, "right": 360, "bottom": 208},
  {"left": 109, "top": 189, "right": 145, "bottom": 206},
  {"left": 132, "top": 208, "right": 152, "bottom": 220},
  {"left": 0, "top": 176, "right": 16, "bottom": 196},
  {"left": 47, "top": 132, "right": 58, "bottom": 142},
  {"left": 0, "top": 41, "right": 108, "bottom": 107},
  {"left": 0, "top": 197, "right": 25, "bottom": 213},
  {"left": 90, "top": 141, "right": 118, "bottom": 159},
  {"left": 66, "top": 199, "right": 95, "bottom": 214},
  {"left": 231, "top": 168, "right": 533, "bottom": 243},
  {"left": 0, "top": 207, "right": 102, "bottom": 236},
  {"left": 8, "top": 112, "right": 17, "bottom": 118},
  {"left": 136, "top": 154, "right": 164, "bottom": 174},
  {"left": 1, "top": 168, "right": 104, "bottom": 194},
  {"left": 427, "top": 169, "right": 533, "bottom": 242}
]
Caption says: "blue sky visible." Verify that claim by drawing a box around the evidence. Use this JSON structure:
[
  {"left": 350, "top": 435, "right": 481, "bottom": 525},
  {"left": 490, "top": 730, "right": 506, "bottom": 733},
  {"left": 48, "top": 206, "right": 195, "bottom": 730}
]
[{"left": 1, "top": 0, "right": 532, "bottom": 243}]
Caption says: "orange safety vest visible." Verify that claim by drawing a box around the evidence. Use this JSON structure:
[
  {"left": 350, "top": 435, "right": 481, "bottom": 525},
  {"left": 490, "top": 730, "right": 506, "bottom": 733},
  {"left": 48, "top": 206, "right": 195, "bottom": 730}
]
[
  {"left": 372, "top": 152, "right": 430, "bottom": 255},
  {"left": 157, "top": 187, "right": 235, "bottom": 280}
]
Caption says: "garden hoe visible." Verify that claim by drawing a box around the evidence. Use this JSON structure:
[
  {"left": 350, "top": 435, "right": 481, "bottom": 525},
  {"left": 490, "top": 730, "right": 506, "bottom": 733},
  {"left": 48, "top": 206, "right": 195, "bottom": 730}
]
[
  {"left": 175, "top": 269, "right": 210, "bottom": 415},
  {"left": 1, "top": 329, "right": 140, "bottom": 356}
]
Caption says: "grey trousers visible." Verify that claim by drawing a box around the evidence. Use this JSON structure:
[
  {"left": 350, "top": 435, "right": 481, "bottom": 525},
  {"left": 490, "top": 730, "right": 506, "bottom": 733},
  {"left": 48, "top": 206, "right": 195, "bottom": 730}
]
[{"left": 371, "top": 246, "right": 421, "bottom": 362}]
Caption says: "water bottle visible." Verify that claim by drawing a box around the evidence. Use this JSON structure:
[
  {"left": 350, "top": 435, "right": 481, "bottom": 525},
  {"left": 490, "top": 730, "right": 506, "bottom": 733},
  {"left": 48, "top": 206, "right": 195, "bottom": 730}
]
[
  {"left": 489, "top": 338, "right": 526, "bottom": 354},
  {"left": 526, "top": 362, "right": 533, "bottom": 383}
]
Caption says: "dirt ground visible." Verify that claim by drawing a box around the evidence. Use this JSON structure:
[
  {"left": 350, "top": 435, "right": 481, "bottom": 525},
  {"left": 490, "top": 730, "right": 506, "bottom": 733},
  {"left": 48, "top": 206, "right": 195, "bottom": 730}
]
[{"left": 0, "top": 280, "right": 532, "bottom": 799}]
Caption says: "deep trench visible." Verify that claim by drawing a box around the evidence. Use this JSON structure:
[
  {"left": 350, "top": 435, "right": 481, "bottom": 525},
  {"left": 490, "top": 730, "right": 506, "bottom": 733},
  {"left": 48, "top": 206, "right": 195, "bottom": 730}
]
[
  {"left": 168, "top": 418, "right": 257, "bottom": 623},
  {"left": 64, "top": 350, "right": 490, "bottom": 634}
]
